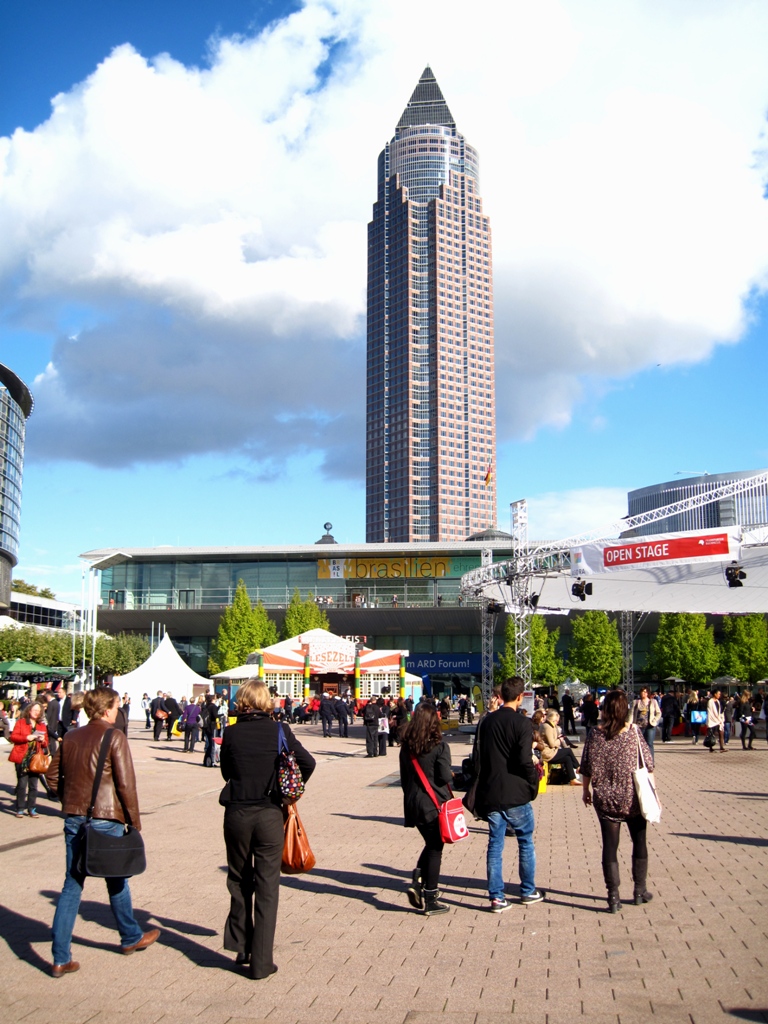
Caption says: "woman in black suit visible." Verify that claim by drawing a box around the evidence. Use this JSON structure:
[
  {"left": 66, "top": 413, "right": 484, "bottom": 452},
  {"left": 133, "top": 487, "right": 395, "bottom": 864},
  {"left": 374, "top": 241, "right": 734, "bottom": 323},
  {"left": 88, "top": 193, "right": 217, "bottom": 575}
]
[
  {"left": 220, "top": 680, "right": 315, "bottom": 979},
  {"left": 399, "top": 702, "right": 454, "bottom": 916}
]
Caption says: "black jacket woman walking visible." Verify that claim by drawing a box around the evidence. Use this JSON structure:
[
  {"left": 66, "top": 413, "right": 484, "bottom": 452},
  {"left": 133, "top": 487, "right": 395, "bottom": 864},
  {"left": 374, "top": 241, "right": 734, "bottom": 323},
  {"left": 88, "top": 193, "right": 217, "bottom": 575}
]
[
  {"left": 220, "top": 681, "right": 315, "bottom": 979},
  {"left": 580, "top": 690, "right": 657, "bottom": 913},
  {"left": 399, "top": 702, "right": 454, "bottom": 916}
]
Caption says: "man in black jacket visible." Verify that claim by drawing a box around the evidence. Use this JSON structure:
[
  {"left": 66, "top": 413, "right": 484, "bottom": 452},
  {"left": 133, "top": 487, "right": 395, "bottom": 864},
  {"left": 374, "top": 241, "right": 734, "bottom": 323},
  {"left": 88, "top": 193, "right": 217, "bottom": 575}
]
[
  {"left": 150, "top": 691, "right": 169, "bottom": 741},
  {"left": 334, "top": 696, "right": 349, "bottom": 738},
  {"left": 561, "top": 689, "right": 576, "bottom": 735},
  {"left": 319, "top": 693, "right": 335, "bottom": 738},
  {"left": 660, "top": 690, "right": 679, "bottom": 743},
  {"left": 475, "top": 676, "right": 543, "bottom": 912},
  {"left": 163, "top": 693, "right": 181, "bottom": 740},
  {"left": 44, "top": 690, "right": 61, "bottom": 758}
]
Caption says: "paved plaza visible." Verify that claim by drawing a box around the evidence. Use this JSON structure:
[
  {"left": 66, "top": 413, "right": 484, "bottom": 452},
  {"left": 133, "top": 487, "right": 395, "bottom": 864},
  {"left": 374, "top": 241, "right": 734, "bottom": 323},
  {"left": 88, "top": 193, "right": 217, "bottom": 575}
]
[{"left": 1, "top": 721, "right": 767, "bottom": 1024}]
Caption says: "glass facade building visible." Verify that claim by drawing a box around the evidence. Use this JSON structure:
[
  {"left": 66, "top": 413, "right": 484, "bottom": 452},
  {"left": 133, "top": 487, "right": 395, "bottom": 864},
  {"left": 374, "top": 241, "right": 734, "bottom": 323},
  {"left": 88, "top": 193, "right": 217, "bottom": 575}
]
[
  {"left": 0, "top": 364, "right": 33, "bottom": 609},
  {"left": 366, "top": 67, "right": 496, "bottom": 543},
  {"left": 83, "top": 540, "right": 514, "bottom": 675},
  {"left": 95, "top": 545, "right": 491, "bottom": 611}
]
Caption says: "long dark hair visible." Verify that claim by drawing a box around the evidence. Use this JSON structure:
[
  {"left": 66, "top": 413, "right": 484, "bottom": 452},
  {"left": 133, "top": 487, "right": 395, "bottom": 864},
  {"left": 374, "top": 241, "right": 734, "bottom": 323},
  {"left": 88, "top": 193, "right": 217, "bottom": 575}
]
[
  {"left": 601, "top": 690, "right": 629, "bottom": 740},
  {"left": 403, "top": 703, "right": 442, "bottom": 756}
]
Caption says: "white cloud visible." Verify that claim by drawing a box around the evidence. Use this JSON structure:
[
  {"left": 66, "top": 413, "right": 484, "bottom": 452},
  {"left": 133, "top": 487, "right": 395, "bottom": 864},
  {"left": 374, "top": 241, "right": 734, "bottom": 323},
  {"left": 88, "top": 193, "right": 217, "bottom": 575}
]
[
  {"left": 527, "top": 487, "right": 630, "bottom": 543},
  {"left": 2, "top": 0, "right": 768, "bottom": 472}
]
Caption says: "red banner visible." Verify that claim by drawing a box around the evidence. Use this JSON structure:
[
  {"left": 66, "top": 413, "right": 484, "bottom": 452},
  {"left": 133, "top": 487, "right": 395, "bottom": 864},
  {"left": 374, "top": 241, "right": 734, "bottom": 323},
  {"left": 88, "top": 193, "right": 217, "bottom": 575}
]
[{"left": 602, "top": 533, "right": 731, "bottom": 568}]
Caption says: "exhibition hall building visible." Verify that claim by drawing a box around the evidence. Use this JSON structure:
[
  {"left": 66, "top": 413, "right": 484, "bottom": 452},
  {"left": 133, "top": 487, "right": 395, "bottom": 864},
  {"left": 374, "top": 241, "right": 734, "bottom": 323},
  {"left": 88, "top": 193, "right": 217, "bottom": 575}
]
[{"left": 82, "top": 531, "right": 515, "bottom": 681}]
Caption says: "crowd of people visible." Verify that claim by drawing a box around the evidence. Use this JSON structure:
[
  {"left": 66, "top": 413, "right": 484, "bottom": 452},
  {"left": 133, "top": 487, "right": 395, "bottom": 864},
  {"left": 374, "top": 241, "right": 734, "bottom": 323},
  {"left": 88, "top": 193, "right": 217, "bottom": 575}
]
[{"left": 1, "top": 673, "right": 766, "bottom": 981}]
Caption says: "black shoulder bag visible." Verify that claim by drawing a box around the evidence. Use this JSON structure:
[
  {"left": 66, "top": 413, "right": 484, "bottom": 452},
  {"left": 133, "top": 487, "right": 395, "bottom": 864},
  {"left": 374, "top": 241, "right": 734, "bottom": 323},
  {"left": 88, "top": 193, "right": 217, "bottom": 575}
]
[{"left": 77, "top": 729, "right": 146, "bottom": 878}]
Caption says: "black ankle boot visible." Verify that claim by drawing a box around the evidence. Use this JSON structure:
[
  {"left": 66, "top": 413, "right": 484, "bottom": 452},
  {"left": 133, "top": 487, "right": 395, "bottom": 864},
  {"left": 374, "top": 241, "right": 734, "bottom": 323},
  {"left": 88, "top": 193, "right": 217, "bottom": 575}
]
[
  {"left": 423, "top": 888, "right": 449, "bottom": 916},
  {"left": 603, "top": 862, "right": 621, "bottom": 913},
  {"left": 407, "top": 868, "right": 424, "bottom": 910},
  {"left": 632, "top": 858, "right": 653, "bottom": 904}
]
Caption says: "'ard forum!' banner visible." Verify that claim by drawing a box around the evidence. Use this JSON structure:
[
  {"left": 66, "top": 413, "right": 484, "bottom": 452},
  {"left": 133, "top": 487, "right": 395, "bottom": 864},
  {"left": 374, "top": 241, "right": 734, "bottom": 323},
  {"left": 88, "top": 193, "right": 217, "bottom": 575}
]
[{"left": 571, "top": 527, "right": 741, "bottom": 575}]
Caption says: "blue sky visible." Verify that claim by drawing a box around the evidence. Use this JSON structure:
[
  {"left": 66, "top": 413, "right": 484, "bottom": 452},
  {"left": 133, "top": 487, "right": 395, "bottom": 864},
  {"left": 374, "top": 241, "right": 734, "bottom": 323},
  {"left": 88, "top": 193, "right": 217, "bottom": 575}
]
[{"left": 2, "top": 0, "right": 768, "bottom": 602}]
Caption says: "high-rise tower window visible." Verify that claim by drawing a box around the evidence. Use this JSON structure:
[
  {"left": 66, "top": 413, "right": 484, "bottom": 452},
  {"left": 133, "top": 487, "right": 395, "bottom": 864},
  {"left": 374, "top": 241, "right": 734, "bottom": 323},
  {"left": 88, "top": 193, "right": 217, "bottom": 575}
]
[{"left": 366, "top": 68, "right": 496, "bottom": 543}]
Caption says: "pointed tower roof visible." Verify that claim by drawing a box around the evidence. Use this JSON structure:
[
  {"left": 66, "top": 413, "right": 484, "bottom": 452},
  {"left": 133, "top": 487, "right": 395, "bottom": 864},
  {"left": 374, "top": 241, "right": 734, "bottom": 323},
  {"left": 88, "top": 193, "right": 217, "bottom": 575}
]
[{"left": 396, "top": 66, "right": 455, "bottom": 131}]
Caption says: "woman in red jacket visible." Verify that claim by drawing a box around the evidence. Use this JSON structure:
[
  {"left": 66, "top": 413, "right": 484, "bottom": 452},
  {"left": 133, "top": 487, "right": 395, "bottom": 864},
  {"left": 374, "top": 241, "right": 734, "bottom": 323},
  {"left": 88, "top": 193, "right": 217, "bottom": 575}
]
[{"left": 9, "top": 700, "right": 48, "bottom": 817}]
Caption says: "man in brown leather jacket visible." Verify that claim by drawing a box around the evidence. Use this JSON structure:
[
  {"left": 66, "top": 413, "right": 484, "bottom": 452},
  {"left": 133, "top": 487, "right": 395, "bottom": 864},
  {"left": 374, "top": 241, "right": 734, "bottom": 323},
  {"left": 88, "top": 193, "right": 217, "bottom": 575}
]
[{"left": 45, "top": 686, "right": 159, "bottom": 977}]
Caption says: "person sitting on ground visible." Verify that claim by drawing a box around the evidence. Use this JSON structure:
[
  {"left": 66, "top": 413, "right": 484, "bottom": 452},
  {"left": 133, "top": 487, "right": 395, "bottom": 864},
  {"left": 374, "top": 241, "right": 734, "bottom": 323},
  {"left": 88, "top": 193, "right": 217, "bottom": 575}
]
[{"left": 539, "top": 710, "right": 581, "bottom": 785}]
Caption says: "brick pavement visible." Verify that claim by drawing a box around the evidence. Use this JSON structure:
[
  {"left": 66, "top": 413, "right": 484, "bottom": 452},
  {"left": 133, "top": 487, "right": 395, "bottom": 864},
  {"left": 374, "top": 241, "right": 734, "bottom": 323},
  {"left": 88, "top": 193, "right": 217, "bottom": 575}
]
[{"left": 1, "top": 723, "right": 767, "bottom": 1024}]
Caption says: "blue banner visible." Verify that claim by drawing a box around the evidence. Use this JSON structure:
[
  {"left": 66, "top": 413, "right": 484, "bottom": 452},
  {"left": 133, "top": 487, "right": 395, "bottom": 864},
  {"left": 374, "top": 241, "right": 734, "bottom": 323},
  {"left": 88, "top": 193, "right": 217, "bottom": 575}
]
[{"left": 405, "top": 653, "right": 485, "bottom": 675}]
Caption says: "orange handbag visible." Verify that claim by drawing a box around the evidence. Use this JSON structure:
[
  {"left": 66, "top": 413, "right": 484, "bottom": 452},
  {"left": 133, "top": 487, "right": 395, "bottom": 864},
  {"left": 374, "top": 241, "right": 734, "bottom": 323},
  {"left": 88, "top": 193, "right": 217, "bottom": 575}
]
[{"left": 281, "top": 802, "right": 316, "bottom": 874}]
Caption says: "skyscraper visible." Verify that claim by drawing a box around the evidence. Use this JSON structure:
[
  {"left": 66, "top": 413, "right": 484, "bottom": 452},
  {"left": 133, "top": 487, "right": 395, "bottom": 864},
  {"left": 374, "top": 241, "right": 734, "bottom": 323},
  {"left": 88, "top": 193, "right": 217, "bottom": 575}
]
[
  {"left": 0, "top": 363, "right": 33, "bottom": 609},
  {"left": 366, "top": 67, "right": 496, "bottom": 543}
]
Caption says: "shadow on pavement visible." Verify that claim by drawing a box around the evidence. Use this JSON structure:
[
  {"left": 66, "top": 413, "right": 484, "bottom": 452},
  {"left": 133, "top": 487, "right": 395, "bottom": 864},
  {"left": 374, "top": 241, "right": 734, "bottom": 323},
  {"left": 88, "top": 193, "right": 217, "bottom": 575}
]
[
  {"left": 332, "top": 813, "right": 403, "bottom": 825},
  {"left": 363, "top": 865, "right": 606, "bottom": 912},
  {"left": 670, "top": 833, "right": 768, "bottom": 847},
  {"left": 38, "top": 890, "right": 230, "bottom": 968},
  {"left": 699, "top": 790, "right": 768, "bottom": 800},
  {"left": 0, "top": 903, "right": 57, "bottom": 974},
  {"left": 726, "top": 1011, "right": 768, "bottom": 1022},
  {"left": 281, "top": 867, "right": 403, "bottom": 911}
]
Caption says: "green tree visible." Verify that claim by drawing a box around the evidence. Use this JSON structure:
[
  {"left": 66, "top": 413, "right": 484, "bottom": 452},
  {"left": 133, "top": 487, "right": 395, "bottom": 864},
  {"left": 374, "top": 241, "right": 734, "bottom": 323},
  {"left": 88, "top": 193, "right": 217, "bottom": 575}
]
[
  {"left": 11, "top": 579, "right": 56, "bottom": 599},
  {"left": 719, "top": 614, "right": 768, "bottom": 684},
  {"left": 281, "top": 589, "right": 330, "bottom": 640},
  {"left": 96, "top": 633, "right": 151, "bottom": 677},
  {"left": 496, "top": 615, "right": 565, "bottom": 685},
  {"left": 210, "top": 580, "right": 278, "bottom": 673},
  {"left": 567, "top": 611, "right": 622, "bottom": 688},
  {"left": 650, "top": 613, "right": 719, "bottom": 684}
]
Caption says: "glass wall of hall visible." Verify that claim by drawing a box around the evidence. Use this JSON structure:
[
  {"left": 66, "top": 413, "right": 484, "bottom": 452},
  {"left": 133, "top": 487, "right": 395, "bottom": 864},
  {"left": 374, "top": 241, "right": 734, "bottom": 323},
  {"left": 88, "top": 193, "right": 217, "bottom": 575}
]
[{"left": 100, "top": 560, "right": 471, "bottom": 611}]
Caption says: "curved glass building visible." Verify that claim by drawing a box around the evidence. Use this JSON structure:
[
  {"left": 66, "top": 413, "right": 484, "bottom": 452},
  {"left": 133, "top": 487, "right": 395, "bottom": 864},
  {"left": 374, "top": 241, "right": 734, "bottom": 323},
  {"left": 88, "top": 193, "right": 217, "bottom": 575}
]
[
  {"left": 627, "top": 471, "right": 768, "bottom": 535},
  {"left": 0, "top": 364, "right": 34, "bottom": 609}
]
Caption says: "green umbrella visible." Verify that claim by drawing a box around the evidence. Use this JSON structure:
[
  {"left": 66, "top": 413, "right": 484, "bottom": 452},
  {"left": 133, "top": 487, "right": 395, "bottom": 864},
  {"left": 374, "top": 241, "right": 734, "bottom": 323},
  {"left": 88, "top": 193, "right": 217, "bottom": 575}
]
[{"left": 0, "top": 658, "right": 61, "bottom": 676}]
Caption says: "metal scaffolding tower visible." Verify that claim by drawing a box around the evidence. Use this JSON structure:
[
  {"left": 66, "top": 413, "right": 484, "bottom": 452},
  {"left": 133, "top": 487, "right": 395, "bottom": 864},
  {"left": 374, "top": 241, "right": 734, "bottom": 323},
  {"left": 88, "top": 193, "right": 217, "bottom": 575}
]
[
  {"left": 509, "top": 499, "right": 533, "bottom": 684},
  {"left": 620, "top": 610, "right": 635, "bottom": 691},
  {"left": 480, "top": 548, "right": 496, "bottom": 706}
]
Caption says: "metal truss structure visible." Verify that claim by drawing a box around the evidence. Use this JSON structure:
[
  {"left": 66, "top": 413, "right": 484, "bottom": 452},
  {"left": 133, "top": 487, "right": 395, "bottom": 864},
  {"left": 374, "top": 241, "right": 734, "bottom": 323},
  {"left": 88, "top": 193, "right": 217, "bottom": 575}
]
[
  {"left": 620, "top": 610, "right": 651, "bottom": 691},
  {"left": 466, "top": 470, "right": 768, "bottom": 692},
  {"left": 620, "top": 610, "right": 634, "bottom": 692},
  {"left": 479, "top": 548, "right": 496, "bottom": 703}
]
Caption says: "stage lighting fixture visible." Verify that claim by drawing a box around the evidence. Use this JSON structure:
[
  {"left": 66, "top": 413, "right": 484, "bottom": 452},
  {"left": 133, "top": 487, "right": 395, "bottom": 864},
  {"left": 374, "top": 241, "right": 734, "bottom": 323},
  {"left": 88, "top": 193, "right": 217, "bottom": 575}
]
[
  {"left": 725, "top": 562, "right": 746, "bottom": 588},
  {"left": 571, "top": 580, "right": 593, "bottom": 602}
]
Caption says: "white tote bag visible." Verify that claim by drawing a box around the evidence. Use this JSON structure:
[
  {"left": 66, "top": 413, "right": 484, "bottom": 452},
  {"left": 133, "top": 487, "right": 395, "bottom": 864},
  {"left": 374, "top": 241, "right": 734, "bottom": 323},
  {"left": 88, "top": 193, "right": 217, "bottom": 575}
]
[{"left": 632, "top": 726, "right": 662, "bottom": 824}]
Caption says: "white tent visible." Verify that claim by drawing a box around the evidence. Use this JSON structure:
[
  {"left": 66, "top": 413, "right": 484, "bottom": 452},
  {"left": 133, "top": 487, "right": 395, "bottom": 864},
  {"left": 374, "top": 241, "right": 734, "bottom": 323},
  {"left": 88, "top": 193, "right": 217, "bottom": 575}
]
[{"left": 113, "top": 634, "right": 210, "bottom": 721}]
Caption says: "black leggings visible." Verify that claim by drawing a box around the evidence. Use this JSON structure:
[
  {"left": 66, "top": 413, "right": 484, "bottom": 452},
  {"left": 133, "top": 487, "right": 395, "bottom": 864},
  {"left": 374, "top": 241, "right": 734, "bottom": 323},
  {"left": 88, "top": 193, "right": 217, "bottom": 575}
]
[
  {"left": 416, "top": 820, "right": 444, "bottom": 890},
  {"left": 599, "top": 815, "right": 647, "bottom": 869},
  {"left": 548, "top": 746, "right": 579, "bottom": 781}
]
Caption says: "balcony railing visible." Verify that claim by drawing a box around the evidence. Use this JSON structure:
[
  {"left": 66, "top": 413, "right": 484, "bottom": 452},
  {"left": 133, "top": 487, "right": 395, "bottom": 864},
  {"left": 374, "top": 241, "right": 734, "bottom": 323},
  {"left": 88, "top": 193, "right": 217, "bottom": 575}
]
[{"left": 103, "top": 585, "right": 481, "bottom": 612}]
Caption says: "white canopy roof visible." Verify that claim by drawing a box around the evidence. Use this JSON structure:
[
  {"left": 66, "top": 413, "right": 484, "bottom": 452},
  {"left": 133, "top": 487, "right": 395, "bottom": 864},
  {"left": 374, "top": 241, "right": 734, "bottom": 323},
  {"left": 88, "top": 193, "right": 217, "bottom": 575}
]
[{"left": 114, "top": 634, "right": 209, "bottom": 719}]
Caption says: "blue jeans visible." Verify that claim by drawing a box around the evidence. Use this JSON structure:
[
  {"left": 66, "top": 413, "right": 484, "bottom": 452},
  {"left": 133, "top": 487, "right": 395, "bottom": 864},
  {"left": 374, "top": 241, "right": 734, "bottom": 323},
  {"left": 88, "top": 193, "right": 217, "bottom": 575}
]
[
  {"left": 51, "top": 816, "right": 143, "bottom": 965},
  {"left": 487, "top": 802, "right": 536, "bottom": 901},
  {"left": 642, "top": 724, "right": 656, "bottom": 758}
]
